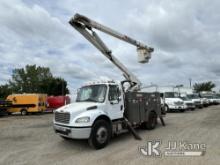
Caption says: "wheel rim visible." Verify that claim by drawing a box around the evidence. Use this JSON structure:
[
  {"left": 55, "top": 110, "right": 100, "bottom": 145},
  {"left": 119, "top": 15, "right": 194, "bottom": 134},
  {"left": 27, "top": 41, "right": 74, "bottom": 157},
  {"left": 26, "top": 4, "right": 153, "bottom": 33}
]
[
  {"left": 165, "top": 106, "right": 168, "bottom": 112},
  {"left": 96, "top": 126, "right": 108, "bottom": 144}
]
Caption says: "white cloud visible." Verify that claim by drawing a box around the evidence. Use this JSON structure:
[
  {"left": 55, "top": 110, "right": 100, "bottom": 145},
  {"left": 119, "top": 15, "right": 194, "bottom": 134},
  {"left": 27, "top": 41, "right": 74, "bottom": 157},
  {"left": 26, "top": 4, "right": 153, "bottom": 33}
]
[{"left": 1, "top": 0, "right": 220, "bottom": 92}]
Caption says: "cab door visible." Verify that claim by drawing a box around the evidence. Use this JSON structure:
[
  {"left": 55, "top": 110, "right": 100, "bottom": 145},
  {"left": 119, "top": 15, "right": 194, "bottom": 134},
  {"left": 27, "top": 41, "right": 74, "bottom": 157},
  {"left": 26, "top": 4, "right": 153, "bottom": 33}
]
[{"left": 107, "top": 85, "right": 124, "bottom": 120}]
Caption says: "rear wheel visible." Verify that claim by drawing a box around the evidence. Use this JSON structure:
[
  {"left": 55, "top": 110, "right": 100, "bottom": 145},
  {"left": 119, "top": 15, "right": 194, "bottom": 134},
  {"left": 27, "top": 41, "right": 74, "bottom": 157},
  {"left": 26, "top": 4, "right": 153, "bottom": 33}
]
[
  {"left": 161, "top": 106, "right": 167, "bottom": 115},
  {"left": 145, "top": 111, "right": 157, "bottom": 130},
  {"left": 21, "top": 109, "right": 28, "bottom": 116},
  {"left": 88, "top": 120, "right": 111, "bottom": 149}
]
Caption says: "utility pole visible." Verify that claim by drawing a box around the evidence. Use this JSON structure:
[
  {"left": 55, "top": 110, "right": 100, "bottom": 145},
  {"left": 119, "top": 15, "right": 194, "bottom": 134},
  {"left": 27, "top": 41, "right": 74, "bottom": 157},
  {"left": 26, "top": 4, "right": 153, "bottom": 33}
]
[{"left": 189, "top": 78, "right": 192, "bottom": 88}]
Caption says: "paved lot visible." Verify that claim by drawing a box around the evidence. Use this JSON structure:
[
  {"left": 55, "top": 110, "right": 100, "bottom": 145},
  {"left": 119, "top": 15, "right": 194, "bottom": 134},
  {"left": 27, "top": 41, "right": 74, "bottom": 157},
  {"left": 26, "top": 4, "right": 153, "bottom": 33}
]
[{"left": 0, "top": 105, "right": 220, "bottom": 165}]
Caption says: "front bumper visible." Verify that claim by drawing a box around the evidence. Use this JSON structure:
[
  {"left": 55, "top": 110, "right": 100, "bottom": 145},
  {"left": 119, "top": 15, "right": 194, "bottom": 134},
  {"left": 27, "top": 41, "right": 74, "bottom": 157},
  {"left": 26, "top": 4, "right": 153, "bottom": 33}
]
[
  {"left": 194, "top": 102, "right": 203, "bottom": 108},
  {"left": 185, "top": 104, "right": 196, "bottom": 109},
  {"left": 169, "top": 105, "right": 185, "bottom": 110},
  {"left": 54, "top": 124, "right": 91, "bottom": 139}
]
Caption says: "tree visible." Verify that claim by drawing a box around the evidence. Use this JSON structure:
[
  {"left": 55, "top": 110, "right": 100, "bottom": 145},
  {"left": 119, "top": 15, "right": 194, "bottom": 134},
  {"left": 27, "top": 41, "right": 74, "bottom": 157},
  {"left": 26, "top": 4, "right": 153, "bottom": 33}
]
[
  {"left": 0, "top": 84, "right": 12, "bottom": 99},
  {"left": 193, "top": 81, "right": 215, "bottom": 92},
  {"left": 40, "top": 77, "right": 69, "bottom": 96},
  {"left": 8, "top": 65, "right": 69, "bottom": 95}
]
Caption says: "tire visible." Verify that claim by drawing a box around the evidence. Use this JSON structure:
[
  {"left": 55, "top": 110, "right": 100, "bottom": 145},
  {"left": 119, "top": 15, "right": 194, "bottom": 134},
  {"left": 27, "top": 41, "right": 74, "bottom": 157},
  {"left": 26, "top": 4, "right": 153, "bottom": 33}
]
[
  {"left": 145, "top": 111, "right": 157, "bottom": 130},
  {"left": 161, "top": 106, "right": 167, "bottom": 115},
  {"left": 191, "top": 108, "right": 195, "bottom": 111},
  {"left": 164, "top": 105, "right": 169, "bottom": 113},
  {"left": 21, "top": 109, "right": 28, "bottom": 116},
  {"left": 180, "top": 109, "right": 185, "bottom": 112},
  {"left": 88, "top": 120, "right": 111, "bottom": 150}
]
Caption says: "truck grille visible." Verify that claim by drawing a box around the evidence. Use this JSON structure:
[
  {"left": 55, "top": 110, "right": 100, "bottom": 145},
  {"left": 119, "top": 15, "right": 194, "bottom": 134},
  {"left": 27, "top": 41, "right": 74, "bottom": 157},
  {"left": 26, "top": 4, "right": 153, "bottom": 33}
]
[
  {"left": 55, "top": 112, "right": 70, "bottom": 124},
  {"left": 186, "top": 103, "right": 193, "bottom": 106},
  {"left": 175, "top": 101, "right": 183, "bottom": 105},
  {"left": 195, "top": 101, "right": 201, "bottom": 104}
]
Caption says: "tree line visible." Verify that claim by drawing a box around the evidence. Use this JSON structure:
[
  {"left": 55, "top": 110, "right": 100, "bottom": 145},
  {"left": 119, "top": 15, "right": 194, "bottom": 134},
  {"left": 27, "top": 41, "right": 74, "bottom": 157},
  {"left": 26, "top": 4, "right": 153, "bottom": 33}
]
[
  {"left": 0, "top": 65, "right": 69, "bottom": 99},
  {"left": 0, "top": 64, "right": 216, "bottom": 99}
]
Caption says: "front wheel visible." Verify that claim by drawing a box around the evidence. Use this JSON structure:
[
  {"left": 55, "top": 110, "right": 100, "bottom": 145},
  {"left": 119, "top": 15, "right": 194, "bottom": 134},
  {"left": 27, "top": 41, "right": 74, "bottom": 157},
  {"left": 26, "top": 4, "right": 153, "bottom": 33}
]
[
  {"left": 164, "top": 105, "right": 169, "bottom": 113},
  {"left": 88, "top": 120, "right": 111, "bottom": 150}
]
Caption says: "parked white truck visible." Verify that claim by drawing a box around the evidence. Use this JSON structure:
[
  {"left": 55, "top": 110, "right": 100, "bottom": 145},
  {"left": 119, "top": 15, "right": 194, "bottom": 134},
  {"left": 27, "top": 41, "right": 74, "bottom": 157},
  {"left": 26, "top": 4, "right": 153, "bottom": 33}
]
[
  {"left": 179, "top": 95, "right": 195, "bottom": 111},
  {"left": 187, "top": 93, "right": 203, "bottom": 108},
  {"left": 53, "top": 13, "right": 164, "bottom": 149},
  {"left": 142, "top": 86, "right": 186, "bottom": 112},
  {"left": 173, "top": 87, "right": 203, "bottom": 109}
]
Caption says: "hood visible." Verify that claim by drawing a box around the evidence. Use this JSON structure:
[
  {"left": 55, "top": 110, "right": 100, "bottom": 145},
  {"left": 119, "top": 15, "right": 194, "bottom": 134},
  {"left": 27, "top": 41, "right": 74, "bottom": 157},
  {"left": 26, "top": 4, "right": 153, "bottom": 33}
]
[
  {"left": 165, "top": 98, "right": 183, "bottom": 102},
  {"left": 55, "top": 102, "right": 99, "bottom": 116},
  {"left": 192, "top": 98, "right": 201, "bottom": 102},
  {"left": 183, "top": 100, "right": 193, "bottom": 104}
]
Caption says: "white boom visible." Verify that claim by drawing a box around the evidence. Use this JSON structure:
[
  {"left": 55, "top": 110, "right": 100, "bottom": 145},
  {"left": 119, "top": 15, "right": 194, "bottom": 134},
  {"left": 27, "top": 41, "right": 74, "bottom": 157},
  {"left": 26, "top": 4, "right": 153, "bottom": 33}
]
[{"left": 69, "top": 13, "right": 154, "bottom": 91}]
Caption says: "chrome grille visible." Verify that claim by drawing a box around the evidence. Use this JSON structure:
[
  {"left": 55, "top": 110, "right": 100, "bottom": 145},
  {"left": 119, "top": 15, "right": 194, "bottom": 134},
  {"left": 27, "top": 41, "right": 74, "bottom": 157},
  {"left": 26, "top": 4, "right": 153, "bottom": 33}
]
[
  {"left": 175, "top": 101, "right": 183, "bottom": 105},
  {"left": 55, "top": 112, "right": 70, "bottom": 124}
]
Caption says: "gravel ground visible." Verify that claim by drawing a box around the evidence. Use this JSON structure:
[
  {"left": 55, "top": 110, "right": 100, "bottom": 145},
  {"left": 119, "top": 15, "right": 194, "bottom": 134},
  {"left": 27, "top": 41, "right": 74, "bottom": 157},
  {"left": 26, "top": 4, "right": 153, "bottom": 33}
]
[{"left": 0, "top": 105, "right": 220, "bottom": 165}]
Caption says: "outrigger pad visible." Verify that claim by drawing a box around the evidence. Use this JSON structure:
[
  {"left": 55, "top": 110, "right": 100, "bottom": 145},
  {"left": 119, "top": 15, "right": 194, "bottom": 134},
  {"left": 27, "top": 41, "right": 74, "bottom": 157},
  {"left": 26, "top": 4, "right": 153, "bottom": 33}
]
[
  {"left": 159, "top": 116, "right": 165, "bottom": 126},
  {"left": 124, "top": 117, "right": 142, "bottom": 140}
]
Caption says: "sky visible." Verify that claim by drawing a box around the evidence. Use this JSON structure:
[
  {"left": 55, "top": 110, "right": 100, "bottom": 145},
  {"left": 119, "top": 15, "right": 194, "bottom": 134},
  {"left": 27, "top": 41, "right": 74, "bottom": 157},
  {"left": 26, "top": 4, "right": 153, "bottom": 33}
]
[{"left": 0, "top": 0, "right": 220, "bottom": 93}]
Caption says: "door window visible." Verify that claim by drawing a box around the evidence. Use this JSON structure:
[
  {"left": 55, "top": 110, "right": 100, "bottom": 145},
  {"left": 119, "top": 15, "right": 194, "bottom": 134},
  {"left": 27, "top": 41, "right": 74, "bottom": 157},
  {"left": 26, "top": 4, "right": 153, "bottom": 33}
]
[{"left": 109, "top": 85, "right": 120, "bottom": 101}]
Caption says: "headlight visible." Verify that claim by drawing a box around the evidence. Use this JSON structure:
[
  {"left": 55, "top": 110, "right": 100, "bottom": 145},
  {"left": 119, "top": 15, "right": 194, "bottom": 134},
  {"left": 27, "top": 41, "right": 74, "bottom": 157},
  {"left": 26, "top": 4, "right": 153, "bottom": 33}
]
[{"left": 75, "top": 117, "right": 90, "bottom": 123}]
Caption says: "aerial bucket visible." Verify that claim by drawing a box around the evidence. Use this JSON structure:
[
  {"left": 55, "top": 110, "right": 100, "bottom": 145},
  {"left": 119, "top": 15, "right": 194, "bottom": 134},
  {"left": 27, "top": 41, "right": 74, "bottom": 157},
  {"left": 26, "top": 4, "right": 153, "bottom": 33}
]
[{"left": 137, "top": 47, "right": 152, "bottom": 63}]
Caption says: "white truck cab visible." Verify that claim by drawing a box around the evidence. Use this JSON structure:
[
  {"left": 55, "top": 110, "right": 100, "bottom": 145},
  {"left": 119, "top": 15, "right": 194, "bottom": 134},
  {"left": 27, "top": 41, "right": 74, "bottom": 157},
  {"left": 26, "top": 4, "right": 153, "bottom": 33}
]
[
  {"left": 179, "top": 96, "right": 195, "bottom": 111},
  {"left": 187, "top": 93, "right": 203, "bottom": 108},
  {"left": 162, "top": 92, "right": 186, "bottom": 112},
  {"left": 54, "top": 81, "right": 123, "bottom": 138}
]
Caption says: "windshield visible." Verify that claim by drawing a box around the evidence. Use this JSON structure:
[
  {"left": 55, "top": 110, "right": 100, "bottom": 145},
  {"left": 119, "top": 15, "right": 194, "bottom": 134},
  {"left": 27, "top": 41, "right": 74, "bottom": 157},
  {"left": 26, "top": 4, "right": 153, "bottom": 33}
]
[
  {"left": 216, "top": 94, "right": 220, "bottom": 98},
  {"left": 201, "top": 95, "right": 213, "bottom": 99},
  {"left": 180, "top": 97, "right": 189, "bottom": 101},
  {"left": 76, "top": 85, "right": 107, "bottom": 103},
  {"left": 213, "top": 95, "right": 220, "bottom": 99},
  {"left": 164, "top": 92, "right": 179, "bottom": 98},
  {"left": 187, "top": 94, "right": 200, "bottom": 99}
]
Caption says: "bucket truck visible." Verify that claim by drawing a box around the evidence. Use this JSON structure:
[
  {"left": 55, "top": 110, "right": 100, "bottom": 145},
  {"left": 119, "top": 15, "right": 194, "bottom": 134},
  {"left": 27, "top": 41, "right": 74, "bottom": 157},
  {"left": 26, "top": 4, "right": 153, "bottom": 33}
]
[{"left": 53, "top": 13, "right": 165, "bottom": 149}]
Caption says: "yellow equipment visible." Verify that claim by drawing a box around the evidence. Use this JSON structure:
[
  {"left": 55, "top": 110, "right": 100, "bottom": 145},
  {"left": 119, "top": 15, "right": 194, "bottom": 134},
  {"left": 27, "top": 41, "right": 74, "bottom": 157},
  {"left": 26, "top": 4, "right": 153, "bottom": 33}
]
[{"left": 6, "top": 93, "right": 47, "bottom": 115}]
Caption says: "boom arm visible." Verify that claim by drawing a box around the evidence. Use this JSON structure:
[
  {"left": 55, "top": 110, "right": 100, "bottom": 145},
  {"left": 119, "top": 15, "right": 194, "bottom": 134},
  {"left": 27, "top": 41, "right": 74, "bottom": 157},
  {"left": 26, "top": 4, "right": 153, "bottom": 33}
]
[{"left": 69, "top": 13, "right": 154, "bottom": 91}]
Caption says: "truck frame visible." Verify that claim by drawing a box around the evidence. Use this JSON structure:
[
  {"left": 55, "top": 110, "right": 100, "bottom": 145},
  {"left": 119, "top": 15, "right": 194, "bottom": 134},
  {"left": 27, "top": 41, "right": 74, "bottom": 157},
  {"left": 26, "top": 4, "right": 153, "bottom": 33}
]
[{"left": 53, "top": 13, "right": 165, "bottom": 149}]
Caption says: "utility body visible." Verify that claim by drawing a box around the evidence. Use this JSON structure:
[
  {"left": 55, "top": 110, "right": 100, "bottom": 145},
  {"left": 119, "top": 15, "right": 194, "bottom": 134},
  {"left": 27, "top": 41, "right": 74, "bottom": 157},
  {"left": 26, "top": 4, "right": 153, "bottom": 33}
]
[{"left": 53, "top": 13, "right": 164, "bottom": 149}]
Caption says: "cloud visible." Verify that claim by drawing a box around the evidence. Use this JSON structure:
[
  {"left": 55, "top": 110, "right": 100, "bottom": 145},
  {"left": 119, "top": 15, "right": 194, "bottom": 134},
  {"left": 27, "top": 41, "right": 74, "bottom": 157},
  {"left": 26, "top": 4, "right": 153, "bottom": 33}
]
[{"left": 1, "top": 0, "right": 220, "bottom": 92}]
